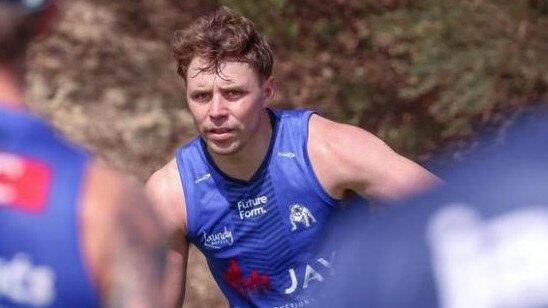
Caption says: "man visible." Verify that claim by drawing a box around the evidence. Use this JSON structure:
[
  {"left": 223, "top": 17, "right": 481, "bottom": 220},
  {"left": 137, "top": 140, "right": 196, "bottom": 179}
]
[
  {"left": 319, "top": 112, "right": 548, "bottom": 308},
  {"left": 0, "top": 1, "right": 168, "bottom": 307},
  {"left": 146, "top": 7, "right": 439, "bottom": 307}
]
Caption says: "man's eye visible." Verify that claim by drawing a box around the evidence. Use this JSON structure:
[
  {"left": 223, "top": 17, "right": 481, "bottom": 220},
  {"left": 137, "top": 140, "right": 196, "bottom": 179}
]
[
  {"left": 226, "top": 90, "right": 243, "bottom": 99},
  {"left": 193, "top": 93, "right": 211, "bottom": 101}
]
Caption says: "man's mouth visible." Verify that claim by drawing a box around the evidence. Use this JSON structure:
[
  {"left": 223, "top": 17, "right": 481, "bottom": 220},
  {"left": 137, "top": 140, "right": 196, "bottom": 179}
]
[
  {"left": 210, "top": 128, "right": 232, "bottom": 134},
  {"left": 207, "top": 128, "right": 234, "bottom": 140}
]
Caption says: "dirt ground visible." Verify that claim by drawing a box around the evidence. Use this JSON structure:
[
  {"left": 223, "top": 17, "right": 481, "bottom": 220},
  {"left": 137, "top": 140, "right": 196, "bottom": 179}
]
[
  {"left": 183, "top": 247, "right": 228, "bottom": 308},
  {"left": 185, "top": 247, "right": 228, "bottom": 307}
]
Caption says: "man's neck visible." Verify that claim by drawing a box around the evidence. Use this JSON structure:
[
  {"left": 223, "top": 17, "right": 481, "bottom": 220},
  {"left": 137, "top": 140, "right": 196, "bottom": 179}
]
[
  {"left": 0, "top": 63, "right": 26, "bottom": 109},
  {"left": 209, "top": 110, "right": 273, "bottom": 181}
]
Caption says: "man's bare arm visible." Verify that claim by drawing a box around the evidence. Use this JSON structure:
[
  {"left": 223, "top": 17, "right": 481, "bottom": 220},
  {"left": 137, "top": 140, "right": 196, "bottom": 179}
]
[
  {"left": 145, "top": 158, "right": 190, "bottom": 308},
  {"left": 308, "top": 115, "right": 441, "bottom": 203},
  {"left": 82, "top": 160, "right": 169, "bottom": 308}
]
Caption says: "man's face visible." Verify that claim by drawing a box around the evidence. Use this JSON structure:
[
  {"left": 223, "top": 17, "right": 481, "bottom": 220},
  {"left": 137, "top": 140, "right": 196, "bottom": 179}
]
[{"left": 185, "top": 57, "right": 273, "bottom": 156}]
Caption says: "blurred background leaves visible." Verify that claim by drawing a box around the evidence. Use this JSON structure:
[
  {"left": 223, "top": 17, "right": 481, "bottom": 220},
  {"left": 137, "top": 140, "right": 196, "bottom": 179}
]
[{"left": 28, "top": 0, "right": 547, "bottom": 177}]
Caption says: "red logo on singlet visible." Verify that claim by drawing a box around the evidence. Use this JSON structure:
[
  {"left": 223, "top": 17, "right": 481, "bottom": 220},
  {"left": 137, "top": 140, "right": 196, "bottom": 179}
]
[
  {"left": 0, "top": 152, "right": 52, "bottom": 213},
  {"left": 223, "top": 259, "right": 271, "bottom": 297}
]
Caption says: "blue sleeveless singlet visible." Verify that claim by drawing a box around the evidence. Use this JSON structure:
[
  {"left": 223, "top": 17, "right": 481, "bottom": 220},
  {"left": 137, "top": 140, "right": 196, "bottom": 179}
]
[
  {"left": 0, "top": 107, "right": 99, "bottom": 307},
  {"left": 176, "top": 109, "right": 347, "bottom": 307}
]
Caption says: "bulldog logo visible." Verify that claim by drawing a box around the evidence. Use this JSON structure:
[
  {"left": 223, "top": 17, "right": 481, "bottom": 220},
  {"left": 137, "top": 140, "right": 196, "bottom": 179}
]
[{"left": 289, "top": 203, "right": 316, "bottom": 231}]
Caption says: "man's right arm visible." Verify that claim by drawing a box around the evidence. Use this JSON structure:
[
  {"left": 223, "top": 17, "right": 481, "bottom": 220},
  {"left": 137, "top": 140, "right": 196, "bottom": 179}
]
[
  {"left": 145, "top": 158, "right": 190, "bottom": 308},
  {"left": 82, "top": 159, "right": 170, "bottom": 308}
]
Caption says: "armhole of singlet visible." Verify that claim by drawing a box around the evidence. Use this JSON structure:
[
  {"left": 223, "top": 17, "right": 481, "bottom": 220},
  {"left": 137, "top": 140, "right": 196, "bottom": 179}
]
[
  {"left": 301, "top": 111, "right": 341, "bottom": 207},
  {"left": 175, "top": 147, "right": 198, "bottom": 243}
]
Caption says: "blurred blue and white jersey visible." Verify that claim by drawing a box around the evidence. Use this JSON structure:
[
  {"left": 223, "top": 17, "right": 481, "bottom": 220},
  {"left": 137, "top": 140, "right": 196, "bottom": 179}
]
[
  {"left": 320, "top": 113, "right": 548, "bottom": 308},
  {"left": 0, "top": 107, "right": 99, "bottom": 307}
]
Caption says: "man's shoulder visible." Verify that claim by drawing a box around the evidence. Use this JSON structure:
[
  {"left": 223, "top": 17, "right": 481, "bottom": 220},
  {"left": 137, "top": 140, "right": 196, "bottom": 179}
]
[
  {"left": 1, "top": 107, "right": 90, "bottom": 161},
  {"left": 84, "top": 159, "right": 145, "bottom": 202},
  {"left": 178, "top": 135, "right": 203, "bottom": 151},
  {"left": 146, "top": 158, "right": 182, "bottom": 195},
  {"left": 81, "top": 159, "right": 152, "bottom": 234},
  {"left": 145, "top": 158, "right": 188, "bottom": 233},
  {"left": 273, "top": 108, "right": 315, "bottom": 120},
  {"left": 308, "top": 113, "right": 386, "bottom": 148},
  {"left": 273, "top": 108, "right": 319, "bottom": 135}
]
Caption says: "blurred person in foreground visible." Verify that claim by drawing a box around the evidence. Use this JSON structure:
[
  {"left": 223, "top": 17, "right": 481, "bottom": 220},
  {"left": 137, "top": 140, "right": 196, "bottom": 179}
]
[
  {"left": 319, "top": 109, "right": 548, "bottom": 308},
  {"left": 0, "top": 0, "right": 169, "bottom": 307},
  {"left": 146, "top": 6, "right": 440, "bottom": 307}
]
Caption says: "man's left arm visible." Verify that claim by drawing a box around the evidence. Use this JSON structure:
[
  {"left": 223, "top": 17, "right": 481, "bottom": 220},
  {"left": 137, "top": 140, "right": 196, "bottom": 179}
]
[{"left": 307, "top": 114, "right": 441, "bottom": 203}]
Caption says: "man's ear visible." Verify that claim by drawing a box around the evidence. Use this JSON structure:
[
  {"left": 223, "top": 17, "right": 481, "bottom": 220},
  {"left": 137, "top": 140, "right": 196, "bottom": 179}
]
[{"left": 263, "top": 76, "right": 274, "bottom": 105}]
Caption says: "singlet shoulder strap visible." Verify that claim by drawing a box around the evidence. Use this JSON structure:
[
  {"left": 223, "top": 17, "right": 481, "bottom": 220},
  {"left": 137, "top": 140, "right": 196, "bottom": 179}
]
[
  {"left": 273, "top": 109, "right": 339, "bottom": 206},
  {"left": 175, "top": 137, "right": 210, "bottom": 243}
]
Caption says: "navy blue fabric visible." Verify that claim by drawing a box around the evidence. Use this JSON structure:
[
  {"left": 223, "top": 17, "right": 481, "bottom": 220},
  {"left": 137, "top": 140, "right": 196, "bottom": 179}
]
[
  {"left": 176, "top": 109, "right": 368, "bottom": 307},
  {"left": 0, "top": 107, "right": 99, "bottom": 308},
  {"left": 320, "top": 113, "right": 548, "bottom": 308}
]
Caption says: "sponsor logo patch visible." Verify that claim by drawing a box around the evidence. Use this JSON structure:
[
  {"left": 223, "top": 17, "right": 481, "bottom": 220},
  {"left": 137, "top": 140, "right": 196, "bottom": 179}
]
[
  {"left": 223, "top": 259, "right": 271, "bottom": 297},
  {"left": 428, "top": 205, "right": 548, "bottom": 308},
  {"left": 0, "top": 253, "right": 57, "bottom": 307},
  {"left": 289, "top": 203, "right": 316, "bottom": 231},
  {"left": 277, "top": 152, "right": 296, "bottom": 158},
  {"left": 0, "top": 153, "right": 52, "bottom": 213},
  {"left": 237, "top": 195, "right": 268, "bottom": 220},
  {"left": 273, "top": 298, "right": 315, "bottom": 308},
  {"left": 194, "top": 173, "right": 211, "bottom": 184},
  {"left": 283, "top": 252, "right": 336, "bottom": 295},
  {"left": 202, "top": 226, "right": 234, "bottom": 249}
]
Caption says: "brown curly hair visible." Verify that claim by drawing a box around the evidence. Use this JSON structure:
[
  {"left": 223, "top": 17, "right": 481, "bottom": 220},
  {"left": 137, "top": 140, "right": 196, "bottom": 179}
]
[{"left": 172, "top": 6, "right": 273, "bottom": 84}]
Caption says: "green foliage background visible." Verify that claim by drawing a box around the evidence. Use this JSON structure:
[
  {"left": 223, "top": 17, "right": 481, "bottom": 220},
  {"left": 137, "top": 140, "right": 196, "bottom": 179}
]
[
  {"left": 224, "top": 0, "right": 547, "bottom": 159},
  {"left": 29, "top": 0, "right": 547, "bottom": 177}
]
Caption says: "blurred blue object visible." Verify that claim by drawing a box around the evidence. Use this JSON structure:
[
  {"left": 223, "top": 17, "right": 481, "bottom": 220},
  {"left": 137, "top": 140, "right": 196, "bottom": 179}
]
[
  {"left": 319, "top": 110, "right": 548, "bottom": 308},
  {"left": 0, "top": 0, "right": 50, "bottom": 13}
]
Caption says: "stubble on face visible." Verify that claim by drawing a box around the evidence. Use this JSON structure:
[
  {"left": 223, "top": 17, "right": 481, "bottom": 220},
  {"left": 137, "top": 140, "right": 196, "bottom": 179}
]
[{"left": 185, "top": 58, "right": 270, "bottom": 158}]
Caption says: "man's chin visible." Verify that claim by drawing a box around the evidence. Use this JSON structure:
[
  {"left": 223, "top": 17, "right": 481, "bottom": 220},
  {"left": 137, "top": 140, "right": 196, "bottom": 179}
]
[{"left": 206, "top": 141, "right": 239, "bottom": 156}]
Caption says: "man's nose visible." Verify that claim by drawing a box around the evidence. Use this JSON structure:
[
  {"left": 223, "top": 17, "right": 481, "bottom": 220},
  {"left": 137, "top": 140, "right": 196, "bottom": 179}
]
[{"left": 209, "top": 95, "right": 229, "bottom": 119}]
